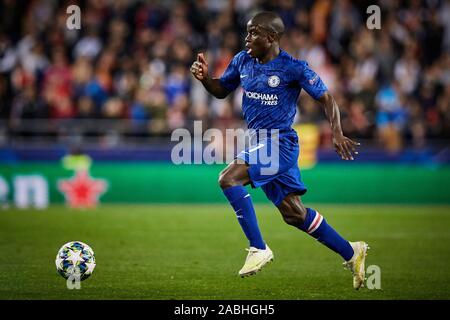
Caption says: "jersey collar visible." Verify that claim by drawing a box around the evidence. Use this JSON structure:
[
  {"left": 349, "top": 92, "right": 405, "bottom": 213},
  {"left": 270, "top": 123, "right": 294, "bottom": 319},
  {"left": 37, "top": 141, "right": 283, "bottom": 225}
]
[{"left": 254, "top": 49, "right": 284, "bottom": 67}]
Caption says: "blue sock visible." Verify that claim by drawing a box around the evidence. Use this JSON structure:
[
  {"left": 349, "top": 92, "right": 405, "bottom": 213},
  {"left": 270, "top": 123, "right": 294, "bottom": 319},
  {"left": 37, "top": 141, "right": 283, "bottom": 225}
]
[
  {"left": 298, "top": 208, "right": 354, "bottom": 261},
  {"left": 223, "top": 186, "right": 266, "bottom": 250}
]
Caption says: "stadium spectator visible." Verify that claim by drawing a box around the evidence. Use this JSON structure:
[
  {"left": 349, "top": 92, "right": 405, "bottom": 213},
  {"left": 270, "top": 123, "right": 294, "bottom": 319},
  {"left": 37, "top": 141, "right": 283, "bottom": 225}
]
[{"left": 0, "top": 0, "right": 448, "bottom": 152}]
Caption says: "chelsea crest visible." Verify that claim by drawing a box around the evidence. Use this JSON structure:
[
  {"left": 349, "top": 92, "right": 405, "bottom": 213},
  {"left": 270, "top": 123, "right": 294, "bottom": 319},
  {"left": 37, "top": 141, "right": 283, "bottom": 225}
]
[{"left": 268, "top": 75, "right": 280, "bottom": 87}]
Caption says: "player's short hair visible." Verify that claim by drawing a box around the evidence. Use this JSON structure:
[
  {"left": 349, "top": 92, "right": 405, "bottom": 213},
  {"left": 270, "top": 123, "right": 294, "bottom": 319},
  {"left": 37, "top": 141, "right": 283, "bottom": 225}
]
[{"left": 250, "top": 11, "right": 285, "bottom": 38}]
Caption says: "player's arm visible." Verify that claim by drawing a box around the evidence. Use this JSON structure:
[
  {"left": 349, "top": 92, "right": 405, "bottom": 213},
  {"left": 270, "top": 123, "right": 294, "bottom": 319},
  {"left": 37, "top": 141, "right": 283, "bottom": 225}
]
[
  {"left": 190, "top": 53, "right": 231, "bottom": 99},
  {"left": 317, "top": 92, "right": 360, "bottom": 161}
]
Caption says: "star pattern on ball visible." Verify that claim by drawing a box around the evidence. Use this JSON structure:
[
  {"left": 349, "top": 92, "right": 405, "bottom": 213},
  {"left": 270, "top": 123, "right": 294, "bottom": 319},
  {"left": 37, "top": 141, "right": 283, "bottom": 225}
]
[
  {"left": 56, "top": 241, "right": 96, "bottom": 281},
  {"left": 66, "top": 249, "right": 85, "bottom": 265},
  {"left": 55, "top": 255, "right": 64, "bottom": 269},
  {"left": 58, "top": 170, "right": 108, "bottom": 208},
  {"left": 85, "top": 261, "right": 96, "bottom": 274}
]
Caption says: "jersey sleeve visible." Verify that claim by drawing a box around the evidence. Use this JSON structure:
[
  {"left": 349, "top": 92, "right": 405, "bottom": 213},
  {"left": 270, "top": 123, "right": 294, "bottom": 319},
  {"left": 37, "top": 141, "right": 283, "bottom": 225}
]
[
  {"left": 219, "top": 52, "right": 243, "bottom": 92},
  {"left": 296, "top": 61, "right": 328, "bottom": 100}
]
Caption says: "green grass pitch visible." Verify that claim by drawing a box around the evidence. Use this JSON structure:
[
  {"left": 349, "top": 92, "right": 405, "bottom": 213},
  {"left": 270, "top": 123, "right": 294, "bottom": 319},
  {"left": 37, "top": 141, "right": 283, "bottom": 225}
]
[{"left": 0, "top": 204, "right": 449, "bottom": 300}]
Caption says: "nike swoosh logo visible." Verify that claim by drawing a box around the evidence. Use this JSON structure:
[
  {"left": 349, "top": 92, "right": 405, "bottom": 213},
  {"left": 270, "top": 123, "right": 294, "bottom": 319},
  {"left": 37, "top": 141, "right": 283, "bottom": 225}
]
[{"left": 240, "top": 75, "right": 248, "bottom": 78}]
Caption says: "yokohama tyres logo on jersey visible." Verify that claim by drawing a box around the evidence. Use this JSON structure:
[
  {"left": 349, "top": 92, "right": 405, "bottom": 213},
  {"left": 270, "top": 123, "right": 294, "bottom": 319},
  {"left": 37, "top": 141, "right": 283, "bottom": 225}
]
[{"left": 244, "top": 91, "right": 278, "bottom": 105}]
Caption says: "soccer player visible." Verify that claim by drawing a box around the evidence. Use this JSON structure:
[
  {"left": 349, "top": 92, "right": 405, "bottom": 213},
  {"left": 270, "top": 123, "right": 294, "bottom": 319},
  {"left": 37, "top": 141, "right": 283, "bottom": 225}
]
[{"left": 190, "top": 12, "right": 368, "bottom": 289}]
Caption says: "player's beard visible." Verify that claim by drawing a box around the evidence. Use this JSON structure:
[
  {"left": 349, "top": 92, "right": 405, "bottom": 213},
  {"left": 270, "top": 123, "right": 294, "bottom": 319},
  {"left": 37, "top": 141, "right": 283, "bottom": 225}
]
[{"left": 246, "top": 41, "right": 270, "bottom": 60}]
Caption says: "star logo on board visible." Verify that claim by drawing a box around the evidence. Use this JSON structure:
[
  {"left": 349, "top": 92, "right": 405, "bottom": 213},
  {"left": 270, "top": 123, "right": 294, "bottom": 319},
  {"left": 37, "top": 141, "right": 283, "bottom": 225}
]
[{"left": 58, "top": 170, "right": 108, "bottom": 208}]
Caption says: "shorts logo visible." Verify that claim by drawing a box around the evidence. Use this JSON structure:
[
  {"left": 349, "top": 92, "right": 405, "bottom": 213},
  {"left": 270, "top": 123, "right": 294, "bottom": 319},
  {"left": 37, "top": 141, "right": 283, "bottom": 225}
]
[{"left": 268, "top": 75, "right": 280, "bottom": 88}]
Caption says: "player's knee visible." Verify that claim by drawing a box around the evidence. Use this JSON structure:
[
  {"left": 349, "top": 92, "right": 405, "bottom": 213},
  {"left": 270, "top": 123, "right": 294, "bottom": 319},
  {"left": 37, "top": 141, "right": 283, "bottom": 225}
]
[{"left": 218, "top": 172, "right": 238, "bottom": 189}]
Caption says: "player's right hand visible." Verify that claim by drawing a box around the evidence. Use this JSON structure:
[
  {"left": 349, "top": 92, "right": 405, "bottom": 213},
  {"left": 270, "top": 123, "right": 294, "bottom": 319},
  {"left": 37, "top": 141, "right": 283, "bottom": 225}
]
[{"left": 190, "top": 53, "right": 208, "bottom": 81}]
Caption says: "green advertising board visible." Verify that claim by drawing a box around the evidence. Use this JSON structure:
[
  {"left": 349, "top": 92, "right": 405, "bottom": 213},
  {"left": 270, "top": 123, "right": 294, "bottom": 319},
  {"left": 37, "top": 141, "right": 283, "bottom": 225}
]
[{"left": 0, "top": 162, "right": 449, "bottom": 206}]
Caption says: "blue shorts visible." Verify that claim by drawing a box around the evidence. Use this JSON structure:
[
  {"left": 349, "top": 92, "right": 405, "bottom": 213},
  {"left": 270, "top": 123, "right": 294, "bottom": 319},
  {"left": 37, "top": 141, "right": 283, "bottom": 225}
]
[{"left": 236, "top": 129, "right": 307, "bottom": 206}]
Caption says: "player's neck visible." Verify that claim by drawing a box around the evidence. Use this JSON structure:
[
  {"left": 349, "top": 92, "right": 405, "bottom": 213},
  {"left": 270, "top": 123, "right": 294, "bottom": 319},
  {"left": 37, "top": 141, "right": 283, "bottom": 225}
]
[{"left": 257, "top": 46, "right": 280, "bottom": 64}]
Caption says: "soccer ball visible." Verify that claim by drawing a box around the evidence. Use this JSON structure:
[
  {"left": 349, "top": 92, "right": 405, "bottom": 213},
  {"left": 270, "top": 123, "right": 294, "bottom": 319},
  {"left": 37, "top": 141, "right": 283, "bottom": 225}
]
[{"left": 55, "top": 241, "right": 96, "bottom": 280}]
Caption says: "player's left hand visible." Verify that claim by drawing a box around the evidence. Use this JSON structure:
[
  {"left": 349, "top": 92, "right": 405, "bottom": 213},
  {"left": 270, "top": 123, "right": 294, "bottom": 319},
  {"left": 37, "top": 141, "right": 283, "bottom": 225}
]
[{"left": 332, "top": 134, "right": 360, "bottom": 161}]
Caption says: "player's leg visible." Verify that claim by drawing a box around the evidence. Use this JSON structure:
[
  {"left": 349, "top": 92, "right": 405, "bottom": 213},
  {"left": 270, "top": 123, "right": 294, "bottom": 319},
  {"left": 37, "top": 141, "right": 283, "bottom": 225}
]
[
  {"left": 277, "top": 193, "right": 369, "bottom": 289},
  {"left": 219, "top": 158, "right": 266, "bottom": 250},
  {"left": 277, "top": 193, "right": 354, "bottom": 259},
  {"left": 219, "top": 159, "right": 273, "bottom": 277},
  {"left": 224, "top": 131, "right": 299, "bottom": 277}
]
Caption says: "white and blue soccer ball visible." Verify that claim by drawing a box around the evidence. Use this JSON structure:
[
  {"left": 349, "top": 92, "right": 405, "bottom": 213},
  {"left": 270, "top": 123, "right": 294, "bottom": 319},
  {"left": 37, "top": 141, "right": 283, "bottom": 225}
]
[{"left": 55, "top": 241, "right": 96, "bottom": 280}]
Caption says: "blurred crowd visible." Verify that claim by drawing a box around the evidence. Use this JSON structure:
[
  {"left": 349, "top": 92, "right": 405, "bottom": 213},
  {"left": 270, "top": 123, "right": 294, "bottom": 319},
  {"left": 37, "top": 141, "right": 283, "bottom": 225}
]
[{"left": 0, "top": 0, "right": 449, "bottom": 151}]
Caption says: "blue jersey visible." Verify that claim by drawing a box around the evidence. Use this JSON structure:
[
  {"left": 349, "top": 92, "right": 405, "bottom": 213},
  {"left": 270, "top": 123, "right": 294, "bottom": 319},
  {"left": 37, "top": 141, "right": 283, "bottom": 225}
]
[{"left": 219, "top": 49, "right": 328, "bottom": 130}]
